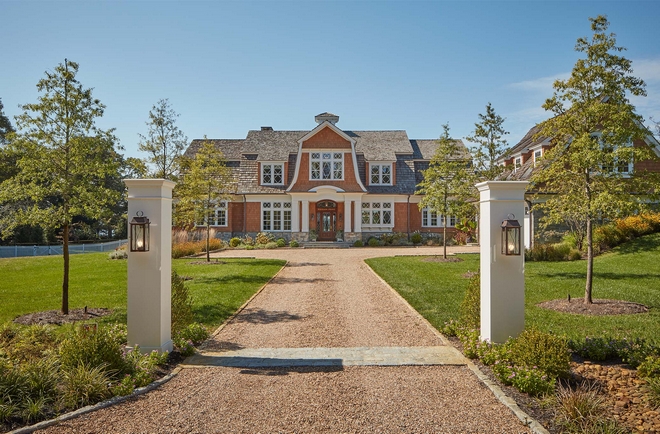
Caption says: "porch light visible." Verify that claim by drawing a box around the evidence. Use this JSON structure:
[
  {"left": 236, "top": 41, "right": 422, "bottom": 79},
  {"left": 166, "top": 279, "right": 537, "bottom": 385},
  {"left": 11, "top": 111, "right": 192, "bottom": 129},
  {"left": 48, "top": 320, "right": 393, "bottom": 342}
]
[
  {"left": 501, "top": 214, "right": 521, "bottom": 256},
  {"left": 129, "top": 212, "right": 150, "bottom": 252},
  {"left": 310, "top": 213, "right": 314, "bottom": 220}
]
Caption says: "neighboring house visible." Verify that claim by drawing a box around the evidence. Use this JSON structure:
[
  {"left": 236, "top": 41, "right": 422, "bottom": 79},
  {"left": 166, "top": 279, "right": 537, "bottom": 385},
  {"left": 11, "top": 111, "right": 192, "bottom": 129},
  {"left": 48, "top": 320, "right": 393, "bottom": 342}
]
[
  {"left": 498, "top": 124, "right": 660, "bottom": 248},
  {"left": 183, "top": 112, "right": 467, "bottom": 242}
]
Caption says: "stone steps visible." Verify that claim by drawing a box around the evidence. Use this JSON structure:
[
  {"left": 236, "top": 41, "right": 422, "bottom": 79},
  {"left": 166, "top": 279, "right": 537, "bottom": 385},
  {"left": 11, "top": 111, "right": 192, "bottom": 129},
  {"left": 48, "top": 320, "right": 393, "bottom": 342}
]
[{"left": 301, "top": 241, "right": 352, "bottom": 249}]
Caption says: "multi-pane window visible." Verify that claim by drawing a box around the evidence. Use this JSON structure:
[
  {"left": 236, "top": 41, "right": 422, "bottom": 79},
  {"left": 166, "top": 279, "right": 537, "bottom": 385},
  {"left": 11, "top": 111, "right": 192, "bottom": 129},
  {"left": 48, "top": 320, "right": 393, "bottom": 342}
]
[
  {"left": 533, "top": 150, "right": 542, "bottom": 166},
  {"left": 361, "top": 202, "right": 393, "bottom": 226},
  {"left": 422, "top": 209, "right": 456, "bottom": 227},
  {"left": 594, "top": 133, "right": 633, "bottom": 175},
  {"left": 197, "top": 201, "right": 227, "bottom": 226},
  {"left": 262, "top": 163, "right": 284, "bottom": 185},
  {"left": 310, "top": 152, "right": 343, "bottom": 180},
  {"left": 370, "top": 164, "right": 392, "bottom": 185},
  {"left": 262, "top": 201, "right": 292, "bottom": 231},
  {"left": 514, "top": 157, "right": 522, "bottom": 170}
]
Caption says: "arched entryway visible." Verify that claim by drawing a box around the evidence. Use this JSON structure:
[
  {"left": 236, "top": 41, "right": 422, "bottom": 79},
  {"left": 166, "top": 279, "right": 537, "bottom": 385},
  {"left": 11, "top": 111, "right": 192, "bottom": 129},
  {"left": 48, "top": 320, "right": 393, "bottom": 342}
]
[{"left": 315, "top": 200, "right": 337, "bottom": 241}]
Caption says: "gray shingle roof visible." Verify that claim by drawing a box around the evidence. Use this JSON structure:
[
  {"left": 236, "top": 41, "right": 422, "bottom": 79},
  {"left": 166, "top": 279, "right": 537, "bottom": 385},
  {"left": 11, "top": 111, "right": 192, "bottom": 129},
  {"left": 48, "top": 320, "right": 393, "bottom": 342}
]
[
  {"left": 185, "top": 139, "right": 245, "bottom": 160},
  {"left": 346, "top": 130, "right": 411, "bottom": 161},
  {"left": 410, "top": 139, "right": 469, "bottom": 160}
]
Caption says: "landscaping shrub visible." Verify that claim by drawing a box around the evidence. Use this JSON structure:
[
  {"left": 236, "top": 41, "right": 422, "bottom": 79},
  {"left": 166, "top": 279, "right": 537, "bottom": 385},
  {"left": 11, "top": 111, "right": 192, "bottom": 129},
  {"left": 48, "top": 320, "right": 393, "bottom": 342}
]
[
  {"left": 368, "top": 237, "right": 379, "bottom": 247},
  {"left": 171, "top": 271, "right": 194, "bottom": 335},
  {"left": 353, "top": 240, "right": 364, "bottom": 247},
  {"left": 568, "top": 337, "right": 621, "bottom": 361},
  {"left": 108, "top": 246, "right": 127, "bottom": 260},
  {"left": 289, "top": 240, "right": 300, "bottom": 248},
  {"left": 550, "top": 382, "right": 627, "bottom": 434},
  {"left": 618, "top": 338, "right": 660, "bottom": 368},
  {"left": 245, "top": 245, "right": 255, "bottom": 250},
  {"left": 58, "top": 326, "right": 127, "bottom": 378},
  {"left": 265, "top": 241, "right": 278, "bottom": 249},
  {"left": 276, "top": 238, "right": 286, "bottom": 247},
  {"left": 459, "top": 274, "right": 480, "bottom": 330},
  {"left": 638, "top": 355, "right": 660, "bottom": 378},
  {"left": 229, "top": 237, "right": 241, "bottom": 247},
  {"left": 60, "top": 363, "right": 112, "bottom": 408},
  {"left": 647, "top": 377, "right": 660, "bottom": 409},
  {"left": 0, "top": 324, "right": 58, "bottom": 363},
  {"left": 255, "top": 232, "right": 274, "bottom": 245},
  {"left": 507, "top": 328, "right": 571, "bottom": 380},
  {"left": 171, "top": 242, "right": 197, "bottom": 259},
  {"left": 525, "top": 242, "right": 574, "bottom": 262},
  {"left": 175, "top": 323, "right": 209, "bottom": 345},
  {"left": 242, "top": 235, "right": 255, "bottom": 246},
  {"left": 410, "top": 232, "right": 422, "bottom": 245}
]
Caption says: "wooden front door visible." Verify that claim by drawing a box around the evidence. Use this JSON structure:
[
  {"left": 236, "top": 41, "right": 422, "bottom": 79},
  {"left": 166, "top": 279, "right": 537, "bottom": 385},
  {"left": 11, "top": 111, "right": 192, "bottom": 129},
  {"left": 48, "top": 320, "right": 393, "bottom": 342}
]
[{"left": 316, "top": 201, "right": 337, "bottom": 241}]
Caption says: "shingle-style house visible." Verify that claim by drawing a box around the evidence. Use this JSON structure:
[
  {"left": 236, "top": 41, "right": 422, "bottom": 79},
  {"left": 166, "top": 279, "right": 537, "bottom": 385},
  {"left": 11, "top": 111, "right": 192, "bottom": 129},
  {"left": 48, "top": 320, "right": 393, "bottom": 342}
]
[
  {"left": 498, "top": 124, "right": 660, "bottom": 248},
  {"left": 184, "top": 113, "right": 467, "bottom": 242}
]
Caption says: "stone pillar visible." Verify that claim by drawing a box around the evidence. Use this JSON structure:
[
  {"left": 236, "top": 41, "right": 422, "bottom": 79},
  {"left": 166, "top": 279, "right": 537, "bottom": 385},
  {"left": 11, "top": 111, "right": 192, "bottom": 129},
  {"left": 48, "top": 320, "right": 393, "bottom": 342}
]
[
  {"left": 124, "top": 179, "right": 176, "bottom": 353},
  {"left": 476, "top": 181, "right": 528, "bottom": 344},
  {"left": 354, "top": 198, "right": 362, "bottom": 233},
  {"left": 345, "top": 200, "right": 352, "bottom": 233},
  {"left": 302, "top": 200, "right": 309, "bottom": 232},
  {"left": 291, "top": 199, "right": 300, "bottom": 232}
]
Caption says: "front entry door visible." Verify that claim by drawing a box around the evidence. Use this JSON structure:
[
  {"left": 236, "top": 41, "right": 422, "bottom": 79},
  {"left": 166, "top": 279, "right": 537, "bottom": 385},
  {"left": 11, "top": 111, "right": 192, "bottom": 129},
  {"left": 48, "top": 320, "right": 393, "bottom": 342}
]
[{"left": 319, "top": 211, "right": 336, "bottom": 241}]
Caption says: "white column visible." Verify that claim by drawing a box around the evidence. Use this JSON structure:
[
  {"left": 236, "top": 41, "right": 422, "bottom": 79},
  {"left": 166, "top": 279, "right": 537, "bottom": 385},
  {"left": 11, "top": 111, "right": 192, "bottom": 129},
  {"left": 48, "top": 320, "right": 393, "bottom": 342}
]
[
  {"left": 345, "top": 200, "right": 352, "bottom": 233},
  {"left": 354, "top": 198, "right": 362, "bottom": 232},
  {"left": 124, "top": 179, "right": 176, "bottom": 353},
  {"left": 476, "top": 181, "right": 528, "bottom": 344},
  {"left": 302, "top": 200, "right": 310, "bottom": 232},
  {"left": 291, "top": 199, "right": 300, "bottom": 232}
]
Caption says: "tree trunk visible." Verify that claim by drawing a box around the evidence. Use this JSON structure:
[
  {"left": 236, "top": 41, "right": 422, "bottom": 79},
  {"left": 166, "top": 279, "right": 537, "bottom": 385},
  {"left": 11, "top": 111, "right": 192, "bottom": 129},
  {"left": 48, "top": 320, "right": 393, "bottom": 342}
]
[
  {"left": 585, "top": 217, "right": 593, "bottom": 304},
  {"left": 206, "top": 222, "right": 210, "bottom": 262},
  {"left": 62, "top": 223, "right": 69, "bottom": 315},
  {"left": 443, "top": 225, "right": 447, "bottom": 259}
]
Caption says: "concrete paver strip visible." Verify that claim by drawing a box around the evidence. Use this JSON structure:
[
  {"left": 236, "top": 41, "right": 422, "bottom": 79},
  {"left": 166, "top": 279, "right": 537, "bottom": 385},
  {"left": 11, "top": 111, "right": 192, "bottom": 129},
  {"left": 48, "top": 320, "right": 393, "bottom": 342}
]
[{"left": 36, "top": 246, "right": 536, "bottom": 433}]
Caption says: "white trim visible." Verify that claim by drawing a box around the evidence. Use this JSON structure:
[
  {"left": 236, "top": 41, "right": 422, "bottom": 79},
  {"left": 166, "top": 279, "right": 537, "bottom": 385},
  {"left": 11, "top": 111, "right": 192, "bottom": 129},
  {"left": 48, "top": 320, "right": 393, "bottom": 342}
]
[
  {"left": 421, "top": 208, "right": 456, "bottom": 228},
  {"left": 309, "top": 151, "right": 345, "bottom": 181},
  {"left": 260, "top": 200, "right": 292, "bottom": 232},
  {"left": 260, "top": 162, "right": 285, "bottom": 186},
  {"left": 369, "top": 162, "right": 393, "bottom": 185},
  {"left": 360, "top": 200, "right": 395, "bottom": 228}
]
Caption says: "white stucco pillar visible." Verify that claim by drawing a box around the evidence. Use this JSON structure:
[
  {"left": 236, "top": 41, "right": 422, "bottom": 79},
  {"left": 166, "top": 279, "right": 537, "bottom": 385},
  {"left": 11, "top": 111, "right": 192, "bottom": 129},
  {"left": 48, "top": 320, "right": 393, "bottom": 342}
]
[
  {"left": 302, "top": 200, "right": 310, "bottom": 232},
  {"left": 354, "top": 198, "right": 362, "bottom": 232},
  {"left": 124, "top": 179, "right": 175, "bottom": 353},
  {"left": 345, "top": 200, "right": 352, "bottom": 232},
  {"left": 291, "top": 199, "right": 300, "bottom": 232},
  {"left": 476, "top": 181, "right": 528, "bottom": 344}
]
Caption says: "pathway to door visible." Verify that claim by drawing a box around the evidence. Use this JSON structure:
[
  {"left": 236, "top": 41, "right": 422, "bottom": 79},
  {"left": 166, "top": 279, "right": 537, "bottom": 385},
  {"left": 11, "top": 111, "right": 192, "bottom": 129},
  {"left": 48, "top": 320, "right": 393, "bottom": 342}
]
[{"left": 41, "top": 246, "right": 534, "bottom": 433}]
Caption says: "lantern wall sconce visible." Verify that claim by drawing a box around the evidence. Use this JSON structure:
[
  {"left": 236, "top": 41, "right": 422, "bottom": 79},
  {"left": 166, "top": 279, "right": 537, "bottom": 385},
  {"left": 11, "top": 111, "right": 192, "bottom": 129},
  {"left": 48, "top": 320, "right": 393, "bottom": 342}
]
[
  {"left": 501, "top": 214, "right": 521, "bottom": 256},
  {"left": 310, "top": 213, "right": 314, "bottom": 220},
  {"left": 339, "top": 213, "right": 343, "bottom": 220},
  {"left": 129, "top": 211, "right": 150, "bottom": 252}
]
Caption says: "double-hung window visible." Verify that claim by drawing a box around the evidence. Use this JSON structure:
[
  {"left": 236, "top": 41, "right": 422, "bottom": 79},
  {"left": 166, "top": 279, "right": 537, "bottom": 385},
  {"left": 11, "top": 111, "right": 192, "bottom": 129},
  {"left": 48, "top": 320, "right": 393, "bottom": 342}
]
[
  {"left": 196, "top": 201, "right": 228, "bottom": 226},
  {"left": 262, "top": 201, "right": 292, "bottom": 231},
  {"left": 421, "top": 209, "right": 455, "bottom": 227},
  {"left": 533, "top": 150, "right": 542, "bottom": 166},
  {"left": 370, "top": 163, "right": 392, "bottom": 185},
  {"left": 310, "top": 152, "right": 343, "bottom": 180},
  {"left": 595, "top": 133, "right": 633, "bottom": 175},
  {"left": 361, "top": 202, "right": 393, "bottom": 226},
  {"left": 514, "top": 157, "right": 522, "bottom": 171},
  {"left": 262, "top": 163, "right": 284, "bottom": 185}
]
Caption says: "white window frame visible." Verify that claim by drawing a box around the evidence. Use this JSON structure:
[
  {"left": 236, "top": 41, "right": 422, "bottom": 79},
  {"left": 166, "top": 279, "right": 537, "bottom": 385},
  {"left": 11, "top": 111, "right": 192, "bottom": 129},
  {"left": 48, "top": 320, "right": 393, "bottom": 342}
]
[
  {"left": 421, "top": 209, "right": 456, "bottom": 228},
  {"left": 261, "top": 201, "right": 292, "bottom": 232},
  {"left": 514, "top": 157, "right": 522, "bottom": 171},
  {"left": 370, "top": 163, "right": 392, "bottom": 185},
  {"left": 309, "top": 151, "right": 344, "bottom": 181},
  {"left": 593, "top": 132, "right": 633, "bottom": 176},
  {"left": 533, "top": 149, "right": 542, "bottom": 166},
  {"left": 261, "top": 162, "right": 285, "bottom": 185},
  {"left": 196, "top": 201, "right": 228, "bottom": 227},
  {"left": 361, "top": 201, "right": 394, "bottom": 227}
]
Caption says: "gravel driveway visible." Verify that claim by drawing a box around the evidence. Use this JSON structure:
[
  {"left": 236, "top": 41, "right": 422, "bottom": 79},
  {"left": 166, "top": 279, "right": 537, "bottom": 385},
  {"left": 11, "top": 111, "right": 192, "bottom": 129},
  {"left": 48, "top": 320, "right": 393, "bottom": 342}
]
[{"left": 39, "top": 245, "right": 535, "bottom": 433}]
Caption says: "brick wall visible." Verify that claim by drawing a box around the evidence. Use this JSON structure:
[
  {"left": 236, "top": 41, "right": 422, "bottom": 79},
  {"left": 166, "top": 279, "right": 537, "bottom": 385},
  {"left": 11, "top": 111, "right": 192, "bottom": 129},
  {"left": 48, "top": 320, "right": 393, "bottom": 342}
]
[
  {"left": 229, "top": 202, "right": 244, "bottom": 233},
  {"left": 634, "top": 139, "right": 660, "bottom": 172},
  {"left": 302, "top": 126, "right": 351, "bottom": 149},
  {"left": 245, "top": 202, "right": 261, "bottom": 232},
  {"left": 393, "top": 202, "right": 408, "bottom": 233}
]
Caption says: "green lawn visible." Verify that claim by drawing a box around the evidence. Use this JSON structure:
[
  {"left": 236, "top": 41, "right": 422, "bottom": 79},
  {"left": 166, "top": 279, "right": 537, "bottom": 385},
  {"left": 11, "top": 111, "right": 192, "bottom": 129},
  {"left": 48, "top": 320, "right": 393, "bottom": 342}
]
[
  {"left": 0, "top": 253, "right": 285, "bottom": 328},
  {"left": 366, "top": 233, "right": 660, "bottom": 341}
]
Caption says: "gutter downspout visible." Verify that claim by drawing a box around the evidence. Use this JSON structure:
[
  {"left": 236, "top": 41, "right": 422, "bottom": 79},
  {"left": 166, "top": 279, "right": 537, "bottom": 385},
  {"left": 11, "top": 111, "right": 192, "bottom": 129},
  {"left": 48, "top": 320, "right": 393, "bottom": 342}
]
[
  {"left": 407, "top": 195, "right": 411, "bottom": 240},
  {"left": 243, "top": 194, "right": 247, "bottom": 236}
]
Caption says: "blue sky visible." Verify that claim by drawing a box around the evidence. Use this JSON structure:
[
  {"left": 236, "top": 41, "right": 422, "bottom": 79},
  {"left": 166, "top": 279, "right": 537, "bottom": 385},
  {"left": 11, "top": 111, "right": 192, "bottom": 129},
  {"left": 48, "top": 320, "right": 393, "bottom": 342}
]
[{"left": 2, "top": 1, "right": 660, "bottom": 160}]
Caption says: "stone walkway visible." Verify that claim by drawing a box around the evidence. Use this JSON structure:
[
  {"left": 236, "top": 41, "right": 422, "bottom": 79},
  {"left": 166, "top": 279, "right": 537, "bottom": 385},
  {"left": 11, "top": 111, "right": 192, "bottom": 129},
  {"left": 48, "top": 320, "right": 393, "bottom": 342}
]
[{"left": 39, "top": 245, "right": 537, "bottom": 434}]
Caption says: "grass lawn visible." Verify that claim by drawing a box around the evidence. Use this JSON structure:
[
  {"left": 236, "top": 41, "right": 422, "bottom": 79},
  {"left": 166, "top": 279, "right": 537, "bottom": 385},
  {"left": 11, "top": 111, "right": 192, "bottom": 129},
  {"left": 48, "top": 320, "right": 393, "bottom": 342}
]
[
  {"left": 366, "top": 233, "right": 660, "bottom": 341},
  {"left": 0, "top": 253, "right": 285, "bottom": 328}
]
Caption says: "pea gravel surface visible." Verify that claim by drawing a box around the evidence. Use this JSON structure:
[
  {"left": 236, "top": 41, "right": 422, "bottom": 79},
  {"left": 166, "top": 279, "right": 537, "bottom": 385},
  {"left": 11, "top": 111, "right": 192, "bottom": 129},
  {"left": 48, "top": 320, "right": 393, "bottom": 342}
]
[{"left": 38, "top": 246, "right": 533, "bottom": 434}]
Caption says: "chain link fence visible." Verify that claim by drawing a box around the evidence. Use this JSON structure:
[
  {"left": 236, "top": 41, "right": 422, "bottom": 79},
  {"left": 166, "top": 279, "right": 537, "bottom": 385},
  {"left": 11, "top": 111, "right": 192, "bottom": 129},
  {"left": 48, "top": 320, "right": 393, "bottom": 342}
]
[{"left": 0, "top": 240, "right": 127, "bottom": 258}]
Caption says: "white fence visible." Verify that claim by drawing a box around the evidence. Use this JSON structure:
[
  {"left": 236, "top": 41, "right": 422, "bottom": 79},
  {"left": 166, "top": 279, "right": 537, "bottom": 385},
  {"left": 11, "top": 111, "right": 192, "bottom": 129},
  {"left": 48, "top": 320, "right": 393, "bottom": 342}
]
[{"left": 0, "top": 240, "right": 127, "bottom": 258}]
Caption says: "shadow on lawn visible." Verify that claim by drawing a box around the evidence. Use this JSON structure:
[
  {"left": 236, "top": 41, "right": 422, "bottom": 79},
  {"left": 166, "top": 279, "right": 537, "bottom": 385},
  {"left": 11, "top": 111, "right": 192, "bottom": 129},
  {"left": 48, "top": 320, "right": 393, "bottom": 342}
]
[
  {"left": 614, "top": 236, "right": 660, "bottom": 255},
  {"left": 286, "top": 262, "right": 329, "bottom": 267},
  {"left": 535, "top": 271, "right": 660, "bottom": 280},
  {"left": 194, "top": 303, "right": 236, "bottom": 326},
  {"left": 193, "top": 275, "right": 272, "bottom": 285}
]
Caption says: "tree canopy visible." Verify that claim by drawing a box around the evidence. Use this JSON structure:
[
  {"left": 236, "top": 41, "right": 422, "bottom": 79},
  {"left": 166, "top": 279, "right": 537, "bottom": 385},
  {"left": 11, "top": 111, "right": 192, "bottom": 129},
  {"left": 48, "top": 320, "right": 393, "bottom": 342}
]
[
  {"left": 138, "top": 99, "right": 188, "bottom": 180},
  {"left": 417, "top": 124, "right": 475, "bottom": 258},
  {"left": 532, "top": 16, "right": 660, "bottom": 304},
  {"left": 466, "top": 102, "right": 508, "bottom": 181},
  {"left": 0, "top": 98, "right": 15, "bottom": 146},
  {"left": 0, "top": 59, "right": 122, "bottom": 314}
]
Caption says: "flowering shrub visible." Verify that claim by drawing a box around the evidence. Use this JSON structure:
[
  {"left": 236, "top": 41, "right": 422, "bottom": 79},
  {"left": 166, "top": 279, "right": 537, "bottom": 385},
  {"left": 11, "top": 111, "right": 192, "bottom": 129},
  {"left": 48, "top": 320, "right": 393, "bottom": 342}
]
[
  {"left": 638, "top": 355, "right": 660, "bottom": 378},
  {"left": 255, "top": 232, "right": 275, "bottom": 245},
  {"left": 492, "top": 363, "right": 555, "bottom": 396},
  {"left": 568, "top": 337, "right": 621, "bottom": 361}
]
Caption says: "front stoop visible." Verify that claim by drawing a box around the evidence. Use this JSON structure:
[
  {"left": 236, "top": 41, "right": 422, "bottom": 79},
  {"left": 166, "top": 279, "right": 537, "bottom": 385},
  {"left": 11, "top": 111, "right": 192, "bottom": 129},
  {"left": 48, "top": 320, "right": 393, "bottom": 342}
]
[{"left": 301, "top": 241, "right": 352, "bottom": 249}]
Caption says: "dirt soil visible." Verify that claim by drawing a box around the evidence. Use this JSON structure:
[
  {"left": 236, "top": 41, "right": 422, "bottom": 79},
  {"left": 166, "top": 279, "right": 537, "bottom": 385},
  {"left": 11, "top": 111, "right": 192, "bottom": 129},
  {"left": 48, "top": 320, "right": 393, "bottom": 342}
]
[
  {"left": 13, "top": 308, "right": 112, "bottom": 326},
  {"left": 537, "top": 298, "right": 649, "bottom": 315}
]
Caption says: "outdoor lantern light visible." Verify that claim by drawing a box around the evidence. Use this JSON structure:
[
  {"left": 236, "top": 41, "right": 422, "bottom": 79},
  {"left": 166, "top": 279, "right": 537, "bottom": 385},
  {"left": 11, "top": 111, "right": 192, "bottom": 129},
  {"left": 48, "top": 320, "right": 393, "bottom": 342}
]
[
  {"left": 310, "top": 213, "right": 314, "bottom": 220},
  {"left": 501, "top": 214, "right": 521, "bottom": 256},
  {"left": 129, "top": 212, "right": 150, "bottom": 252}
]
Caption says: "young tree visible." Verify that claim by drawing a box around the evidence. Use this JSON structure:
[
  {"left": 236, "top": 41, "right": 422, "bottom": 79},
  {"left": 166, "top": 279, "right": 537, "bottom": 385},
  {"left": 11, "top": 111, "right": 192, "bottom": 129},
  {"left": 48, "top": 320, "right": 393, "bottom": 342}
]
[
  {"left": 0, "top": 59, "right": 121, "bottom": 314},
  {"left": 174, "top": 139, "right": 232, "bottom": 262},
  {"left": 466, "top": 102, "right": 509, "bottom": 181},
  {"left": 533, "top": 16, "right": 660, "bottom": 304},
  {"left": 138, "top": 99, "right": 188, "bottom": 180},
  {"left": 417, "top": 124, "right": 476, "bottom": 258}
]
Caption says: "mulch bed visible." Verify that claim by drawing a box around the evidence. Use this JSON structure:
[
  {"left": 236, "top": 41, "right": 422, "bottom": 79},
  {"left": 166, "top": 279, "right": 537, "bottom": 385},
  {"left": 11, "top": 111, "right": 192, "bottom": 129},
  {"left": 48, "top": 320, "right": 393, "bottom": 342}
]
[
  {"left": 188, "top": 260, "right": 226, "bottom": 265},
  {"left": 13, "top": 308, "right": 113, "bottom": 326},
  {"left": 537, "top": 299, "right": 649, "bottom": 315},
  {"left": 422, "top": 256, "right": 464, "bottom": 263}
]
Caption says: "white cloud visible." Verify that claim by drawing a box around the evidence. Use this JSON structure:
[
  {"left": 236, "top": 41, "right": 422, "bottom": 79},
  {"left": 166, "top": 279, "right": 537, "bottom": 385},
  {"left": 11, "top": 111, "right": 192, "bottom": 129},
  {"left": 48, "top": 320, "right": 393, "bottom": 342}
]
[
  {"left": 632, "top": 58, "right": 660, "bottom": 83},
  {"left": 507, "top": 73, "right": 570, "bottom": 93}
]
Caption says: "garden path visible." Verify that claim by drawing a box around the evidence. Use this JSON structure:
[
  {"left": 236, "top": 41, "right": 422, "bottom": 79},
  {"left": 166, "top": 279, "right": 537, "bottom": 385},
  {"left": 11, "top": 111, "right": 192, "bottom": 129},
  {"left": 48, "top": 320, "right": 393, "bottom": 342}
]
[{"left": 39, "top": 245, "right": 538, "bottom": 434}]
